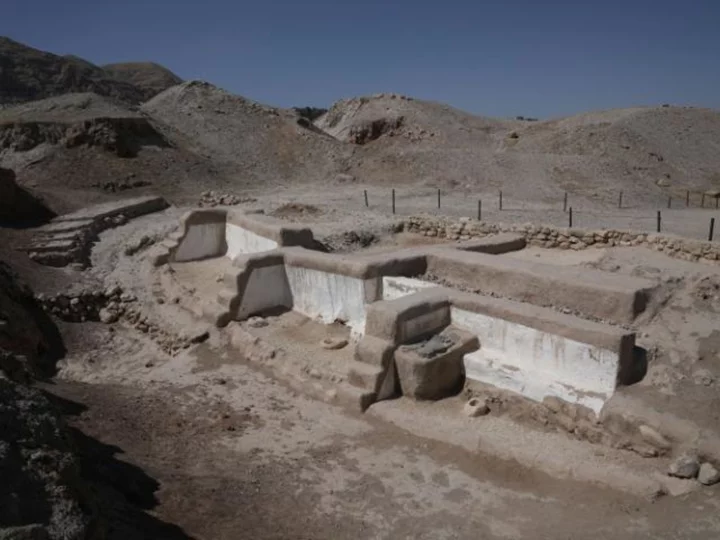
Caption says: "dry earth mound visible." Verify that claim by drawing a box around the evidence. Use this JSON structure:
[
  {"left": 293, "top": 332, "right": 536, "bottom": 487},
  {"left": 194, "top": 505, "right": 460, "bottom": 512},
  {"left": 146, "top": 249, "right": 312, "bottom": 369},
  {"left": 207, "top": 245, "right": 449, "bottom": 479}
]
[
  {"left": 0, "top": 36, "right": 144, "bottom": 105},
  {"left": 0, "top": 93, "right": 224, "bottom": 213},
  {"left": 102, "top": 62, "right": 183, "bottom": 100},
  {"left": 316, "top": 95, "right": 720, "bottom": 205},
  {"left": 142, "top": 81, "right": 349, "bottom": 186},
  {"left": 510, "top": 106, "right": 720, "bottom": 199}
]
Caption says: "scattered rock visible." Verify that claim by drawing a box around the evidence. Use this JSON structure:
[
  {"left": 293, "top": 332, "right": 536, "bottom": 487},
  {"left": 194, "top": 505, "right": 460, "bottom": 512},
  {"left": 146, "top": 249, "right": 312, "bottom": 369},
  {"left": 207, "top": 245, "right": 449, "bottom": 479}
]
[
  {"left": 198, "top": 190, "right": 256, "bottom": 207},
  {"left": 187, "top": 329, "right": 210, "bottom": 344},
  {"left": 124, "top": 234, "right": 156, "bottom": 256},
  {"left": 320, "top": 337, "right": 348, "bottom": 350},
  {"left": 247, "top": 317, "right": 268, "bottom": 328},
  {"left": 692, "top": 368, "right": 715, "bottom": 386},
  {"left": 698, "top": 463, "right": 720, "bottom": 486},
  {"left": 639, "top": 425, "right": 672, "bottom": 450},
  {"left": 463, "top": 397, "right": 490, "bottom": 417},
  {"left": 668, "top": 453, "right": 700, "bottom": 479},
  {"left": 98, "top": 308, "right": 119, "bottom": 324}
]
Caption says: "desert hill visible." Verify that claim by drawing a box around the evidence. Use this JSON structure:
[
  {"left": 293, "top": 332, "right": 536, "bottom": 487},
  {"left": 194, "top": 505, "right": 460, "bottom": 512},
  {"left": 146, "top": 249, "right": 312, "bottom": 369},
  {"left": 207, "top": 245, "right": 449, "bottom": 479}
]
[
  {"left": 142, "top": 81, "right": 349, "bottom": 185},
  {"left": 315, "top": 94, "right": 720, "bottom": 203},
  {"left": 0, "top": 92, "right": 224, "bottom": 213},
  {"left": 1, "top": 36, "right": 720, "bottom": 215},
  {"left": 102, "top": 62, "right": 183, "bottom": 101},
  {"left": 0, "top": 37, "right": 181, "bottom": 106}
]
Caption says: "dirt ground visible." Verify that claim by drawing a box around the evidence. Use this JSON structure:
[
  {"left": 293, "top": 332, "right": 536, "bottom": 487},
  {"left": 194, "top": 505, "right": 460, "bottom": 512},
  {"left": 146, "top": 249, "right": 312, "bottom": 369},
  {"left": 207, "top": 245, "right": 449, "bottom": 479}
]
[
  {"left": 3, "top": 204, "right": 719, "bottom": 539},
  {"left": 45, "top": 320, "right": 720, "bottom": 540}
]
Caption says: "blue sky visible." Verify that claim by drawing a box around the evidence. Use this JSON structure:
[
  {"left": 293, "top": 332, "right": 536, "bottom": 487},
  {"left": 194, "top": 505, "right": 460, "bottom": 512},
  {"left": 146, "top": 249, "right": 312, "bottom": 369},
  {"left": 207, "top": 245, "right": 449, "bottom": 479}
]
[{"left": 4, "top": 0, "right": 719, "bottom": 118}]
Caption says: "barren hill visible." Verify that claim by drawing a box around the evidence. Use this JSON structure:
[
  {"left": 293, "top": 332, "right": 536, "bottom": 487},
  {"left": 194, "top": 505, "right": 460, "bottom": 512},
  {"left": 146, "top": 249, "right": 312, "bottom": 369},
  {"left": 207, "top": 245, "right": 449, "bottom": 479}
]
[
  {"left": 0, "top": 92, "right": 225, "bottom": 213},
  {"left": 0, "top": 37, "right": 144, "bottom": 105},
  {"left": 315, "top": 94, "right": 720, "bottom": 204},
  {"left": 102, "top": 62, "right": 183, "bottom": 100},
  {"left": 142, "top": 81, "right": 350, "bottom": 185}
]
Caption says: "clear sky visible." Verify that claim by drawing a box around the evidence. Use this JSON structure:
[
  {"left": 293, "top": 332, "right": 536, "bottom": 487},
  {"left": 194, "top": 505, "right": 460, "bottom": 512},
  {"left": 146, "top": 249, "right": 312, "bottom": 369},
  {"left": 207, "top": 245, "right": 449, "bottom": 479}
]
[{"left": 4, "top": 0, "right": 719, "bottom": 118}]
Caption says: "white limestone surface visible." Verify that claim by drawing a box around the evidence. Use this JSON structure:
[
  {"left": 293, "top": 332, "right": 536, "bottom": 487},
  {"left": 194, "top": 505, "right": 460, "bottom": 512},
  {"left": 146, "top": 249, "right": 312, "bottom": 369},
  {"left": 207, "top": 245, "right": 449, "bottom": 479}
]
[
  {"left": 286, "top": 266, "right": 370, "bottom": 336},
  {"left": 174, "top": 222, "right": 226, "bottom": 262},
  {"left": 452, "top": 308, "right": 616, "bottom": 414},
  {"left": 382, "top": 276, "right": 619, "bottom": 413},
  {"left": 236, "top": 265, "right": 292, "bottom": 319},
  {"left": 225, "top": 223, "right": 278, "bottom": 259},
  {"left": 382, "top": 275, "right": 436, "bottom": 302}
]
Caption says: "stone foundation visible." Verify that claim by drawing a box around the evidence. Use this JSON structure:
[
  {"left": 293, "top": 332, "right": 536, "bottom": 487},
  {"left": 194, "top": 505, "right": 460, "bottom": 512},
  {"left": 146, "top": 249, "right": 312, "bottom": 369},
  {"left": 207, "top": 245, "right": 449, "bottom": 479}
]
[{"left": 402, "top": 216, "right": 720, "bottom": 264}]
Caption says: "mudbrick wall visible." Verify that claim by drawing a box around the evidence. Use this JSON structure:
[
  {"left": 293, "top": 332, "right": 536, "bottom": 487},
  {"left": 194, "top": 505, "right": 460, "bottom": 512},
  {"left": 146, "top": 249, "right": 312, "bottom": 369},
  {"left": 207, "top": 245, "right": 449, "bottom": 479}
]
[{"left": 401, "top": 216, "right": 720, "bottom": 263}]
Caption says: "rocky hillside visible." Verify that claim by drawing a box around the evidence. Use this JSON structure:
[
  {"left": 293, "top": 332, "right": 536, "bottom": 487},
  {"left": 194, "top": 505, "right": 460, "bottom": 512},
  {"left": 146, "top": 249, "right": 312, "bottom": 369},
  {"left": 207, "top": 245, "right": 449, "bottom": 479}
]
[
  {"left": 0, "top": 92, "right": 224, "bottom": 214},
  {"left": 0, "top": 259, "right": 98, "bottom": 540},
  {"left": 142, "top": 81, "right": 350, "bottom": 185},
  {"left": 315, "top": 94, "right": 720, "bottom": 204},
  {"left": 102, "top": 62, "right": 183, "bottom": 101},
  {"left": 0, "top": 37, "right": 180, "bottom": 106}
]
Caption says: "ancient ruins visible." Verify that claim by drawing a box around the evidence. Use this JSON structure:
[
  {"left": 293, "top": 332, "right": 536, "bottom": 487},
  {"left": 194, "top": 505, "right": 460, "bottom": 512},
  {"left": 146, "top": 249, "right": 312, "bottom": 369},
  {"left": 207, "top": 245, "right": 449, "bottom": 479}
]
[{"left": 148, "top": 208, "right": 649, "bottom": 415}]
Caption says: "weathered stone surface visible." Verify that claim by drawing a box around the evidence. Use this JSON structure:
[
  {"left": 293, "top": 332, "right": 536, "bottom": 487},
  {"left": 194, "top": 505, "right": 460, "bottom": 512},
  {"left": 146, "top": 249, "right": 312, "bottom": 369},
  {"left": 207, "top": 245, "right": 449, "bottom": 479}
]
[
  {"left": 692, "top": 368, "right": 715, "bottom": 386},
  {"left": 698, "top": 463, "right": 720, "bottom": 486},
  {"left": 639, "top": 425, "right": 672, "bottom": 450},
  {"left": 668, "top": 454, "right": 700, "bottom": 479},
  {"left": 394, "top": 327, "right": 478, "bottom": 400},
  {"left": 402, "top": 216, "right": 720, "bottom": 266},
  {"left": 463, "top": 397, "right": 490, "bottom": 417},
  {"left": 321, "top": 337, "right": 348, "bottom": 350},
  {"left": 98, "top": 307, "right": 119, "bottom": 324}
]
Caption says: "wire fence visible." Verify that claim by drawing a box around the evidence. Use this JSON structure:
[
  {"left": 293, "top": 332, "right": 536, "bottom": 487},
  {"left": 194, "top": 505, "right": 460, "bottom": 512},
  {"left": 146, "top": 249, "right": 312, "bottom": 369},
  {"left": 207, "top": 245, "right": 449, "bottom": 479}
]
[{"left": 357, "top": 187, "right": 720, "bottom": 242}]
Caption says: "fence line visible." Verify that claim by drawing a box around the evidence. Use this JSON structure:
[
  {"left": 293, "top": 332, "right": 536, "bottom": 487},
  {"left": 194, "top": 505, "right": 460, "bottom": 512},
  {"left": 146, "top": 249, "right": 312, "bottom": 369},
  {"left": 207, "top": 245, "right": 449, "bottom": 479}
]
[{"left": 359, "top": 187, "right": 720, "bottom": 241}]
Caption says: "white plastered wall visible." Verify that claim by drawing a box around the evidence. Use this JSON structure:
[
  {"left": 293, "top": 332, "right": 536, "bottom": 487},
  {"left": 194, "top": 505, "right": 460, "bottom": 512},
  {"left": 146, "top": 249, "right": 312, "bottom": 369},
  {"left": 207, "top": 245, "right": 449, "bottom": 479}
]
[
  {"left": 236, "top": 265, "right": 292, "bottom": 319},
  {"left": 383, "top": 276, "right": 619, "bottom": 413},
  {"left": 174, "top": 222, "right": 226, "bottom": 262},
  {"left": 225, "top": 223, "right": 278, "bottom": 260},
  {"left": 286, "top": 266, "right": 372, "bottom": 336}
]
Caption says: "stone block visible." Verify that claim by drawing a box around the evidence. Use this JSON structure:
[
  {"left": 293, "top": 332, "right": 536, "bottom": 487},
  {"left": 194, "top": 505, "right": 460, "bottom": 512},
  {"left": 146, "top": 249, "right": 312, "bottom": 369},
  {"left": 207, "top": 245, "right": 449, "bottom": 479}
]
[{"left": 394, "top": 327, "right": 478, "bottom": 400}]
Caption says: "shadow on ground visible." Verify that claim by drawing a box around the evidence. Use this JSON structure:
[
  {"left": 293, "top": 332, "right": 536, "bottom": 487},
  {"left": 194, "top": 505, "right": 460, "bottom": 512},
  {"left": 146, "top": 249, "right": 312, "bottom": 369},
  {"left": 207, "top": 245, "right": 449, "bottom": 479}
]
[{"left": 47, "top": 391, "right": 194, "bottom": 540}]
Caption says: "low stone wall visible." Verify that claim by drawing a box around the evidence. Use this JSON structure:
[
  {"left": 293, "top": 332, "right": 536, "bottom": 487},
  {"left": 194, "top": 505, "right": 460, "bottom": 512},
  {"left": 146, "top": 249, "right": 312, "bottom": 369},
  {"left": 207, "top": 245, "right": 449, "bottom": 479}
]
[
  {"left": 154, "top": 209, "right": 320, "bottom": 265},
  {"left": 25, "top": 195, "right": 169, "bottom": 268},
  {"left": 383, "top": 276, "right": 636, "bottom": 414},
  {"left": 402, "top": 216, "right": 720, "bottom": 263},
  {"left": 425, "top": 249, "right": 655, "bottom": 324}
]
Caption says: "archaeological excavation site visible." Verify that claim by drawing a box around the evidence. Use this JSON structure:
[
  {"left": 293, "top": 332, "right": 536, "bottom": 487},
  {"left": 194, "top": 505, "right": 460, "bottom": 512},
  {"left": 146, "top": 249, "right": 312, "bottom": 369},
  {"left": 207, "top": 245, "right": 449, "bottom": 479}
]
[{"left": 2, "top": 31, "right": 720, "bottom": 540}]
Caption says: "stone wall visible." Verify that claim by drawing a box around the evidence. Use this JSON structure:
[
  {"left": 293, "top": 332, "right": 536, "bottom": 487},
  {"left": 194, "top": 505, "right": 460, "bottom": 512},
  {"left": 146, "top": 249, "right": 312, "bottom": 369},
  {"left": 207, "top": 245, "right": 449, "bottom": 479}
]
[{"left": 401, "top": 216, "right": 720, "bottom": 264}]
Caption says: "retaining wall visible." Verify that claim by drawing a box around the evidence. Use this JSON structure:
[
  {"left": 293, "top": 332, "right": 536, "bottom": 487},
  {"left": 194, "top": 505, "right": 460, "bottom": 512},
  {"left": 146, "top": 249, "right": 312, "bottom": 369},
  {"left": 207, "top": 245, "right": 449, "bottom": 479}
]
[
  {"left": 425, "top": 249, "right": 655, "bottom": 324},
  {"left": 154, "top": 209, "right": 320, "bottom": 264},
  {"left": 403, "top": 216, "right": 720, "bottom": 263},
  {"left": 383, "top": 277, "right": 635, "bottom": 413}
]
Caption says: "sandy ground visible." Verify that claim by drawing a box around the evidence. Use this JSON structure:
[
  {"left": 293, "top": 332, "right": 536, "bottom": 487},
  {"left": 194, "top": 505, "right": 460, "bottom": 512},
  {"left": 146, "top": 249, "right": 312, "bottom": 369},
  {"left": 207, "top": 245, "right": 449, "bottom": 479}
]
[
  {"left": 248, "top": 183, "right": 720, "bottom": 242},
  {"left": 48, "top": 320, "right": 720, "bottom": 540}
]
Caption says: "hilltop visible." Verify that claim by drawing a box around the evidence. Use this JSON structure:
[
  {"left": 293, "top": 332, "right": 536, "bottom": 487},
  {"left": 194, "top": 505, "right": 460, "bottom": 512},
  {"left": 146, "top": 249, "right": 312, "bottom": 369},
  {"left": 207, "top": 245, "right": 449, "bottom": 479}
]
[
  {"left": 0, "top": 36, "right": 181, "bottom": 106},
  {"left": 102, "top": 62, "right": 183, "bottom": 101}
]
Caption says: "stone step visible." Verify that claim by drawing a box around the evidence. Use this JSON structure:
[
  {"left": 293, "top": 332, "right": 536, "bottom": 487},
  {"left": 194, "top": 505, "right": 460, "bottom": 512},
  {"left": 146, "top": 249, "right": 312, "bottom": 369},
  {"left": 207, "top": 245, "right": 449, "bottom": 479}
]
[
  {"left": 34, "top": 219, "right": 94, "bottom": 235},
  {"left": 216, "top": 288, "right": 236, "bottom": 309},
  {"left": 26, "top": 239, "right": 78, "bottom": 254},
  {"left": 334, "top": 383, "right": 376, "bottom": 413},
  {"left": 347, "top": 360, "right": 383, "bottom": 391},
  {"left": 28, "top": 250, "right": 76, "bottom": 267},
  {"left": 201, "top": 303, "right": 227, "bottom": 327},
  {"left": 223, "top": 269, "right": 242, "bottom": 288}
]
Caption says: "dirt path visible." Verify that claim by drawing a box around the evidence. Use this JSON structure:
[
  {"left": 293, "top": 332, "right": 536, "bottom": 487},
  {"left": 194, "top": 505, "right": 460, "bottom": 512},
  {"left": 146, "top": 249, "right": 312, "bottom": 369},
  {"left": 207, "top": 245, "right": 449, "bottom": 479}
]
[{"left": 45, "top": 321, "right": 720, "bottom": 540}]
